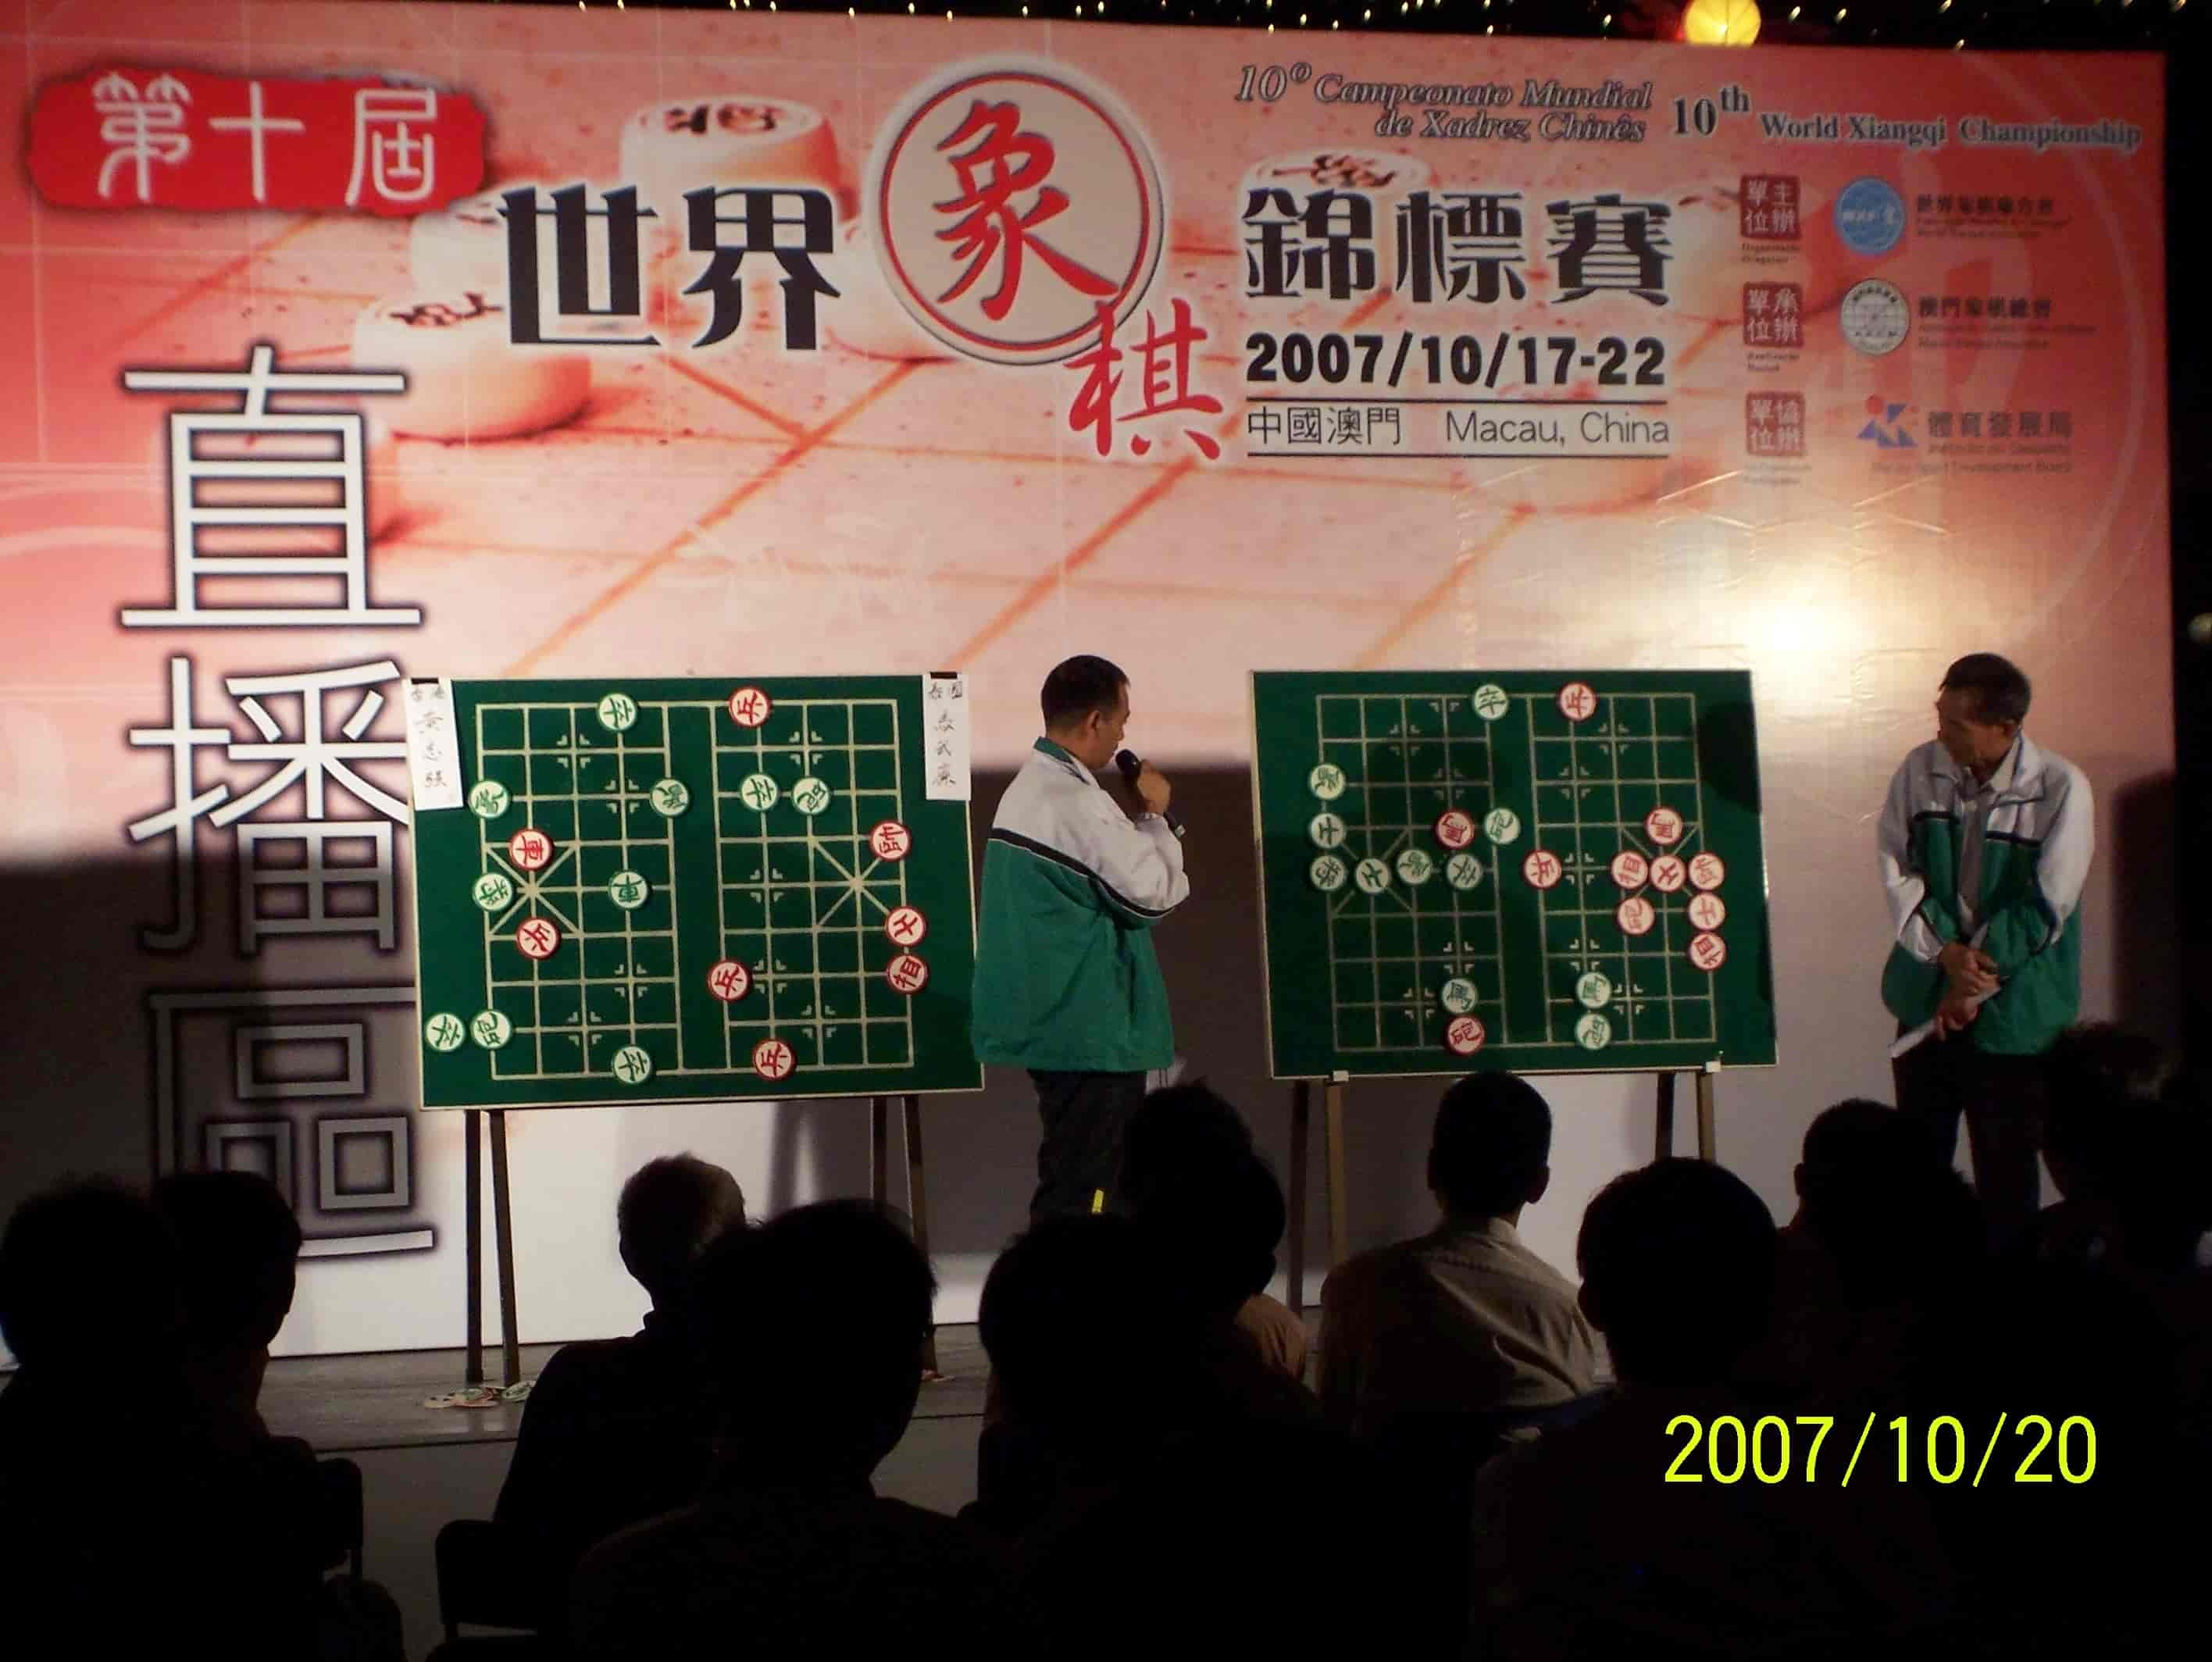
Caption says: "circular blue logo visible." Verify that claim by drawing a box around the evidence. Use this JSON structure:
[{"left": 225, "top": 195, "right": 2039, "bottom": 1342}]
[{"left": 1833, "top": 177, "right": 1905, "bottom": 258}]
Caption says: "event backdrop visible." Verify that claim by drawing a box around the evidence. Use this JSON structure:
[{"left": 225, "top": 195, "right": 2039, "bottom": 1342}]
[{"left": 0, "top": 2, "right": 2170, "bottom": 1354}]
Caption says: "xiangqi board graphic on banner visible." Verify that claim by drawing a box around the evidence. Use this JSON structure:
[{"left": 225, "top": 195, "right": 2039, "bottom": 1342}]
[{"left": 0, "top": 2, "right": 2167, "bottom": 1349}]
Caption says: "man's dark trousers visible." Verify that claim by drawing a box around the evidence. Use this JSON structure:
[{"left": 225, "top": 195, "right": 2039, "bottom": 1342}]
[
  {"left": 1028, "top": 1071, "right": 1147, "bottom": 1221},
  {"left": 1893, "top": 1034, "right": 2047, "bottom": 1251}
]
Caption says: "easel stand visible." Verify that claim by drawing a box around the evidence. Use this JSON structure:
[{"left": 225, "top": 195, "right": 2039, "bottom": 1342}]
[
  {"left": 462, "top": 1096, "right": 942, "bottom": 1389},
  {"left": 1653, "top": 1065, "right": 1720, "bottom": 1162},
  {"left": 871, "top": 1095, "right": 942, "bottom": 1378},
  {"left": 463, "top": 1108, "right": 522, "bottom": 1389},
  {"left": 1282, "top": 1066, "right": 1721, "bottom": 1313},
  {"left": 1283, "top": 1075, "right": 1352, "bottom": 1316}
]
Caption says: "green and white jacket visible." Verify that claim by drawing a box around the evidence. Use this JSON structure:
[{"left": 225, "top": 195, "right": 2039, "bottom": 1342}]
[
  {"left": 971, "top": 738, "right": 1190, "bottom": 1074},
  {"left": 1877, "top": 733, "right": 2094, "bottom": 1056}
]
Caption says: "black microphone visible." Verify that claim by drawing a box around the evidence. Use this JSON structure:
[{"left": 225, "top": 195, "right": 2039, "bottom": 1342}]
[{"left": 1116, "top": 749, "right": 1185, "bottom": 839}]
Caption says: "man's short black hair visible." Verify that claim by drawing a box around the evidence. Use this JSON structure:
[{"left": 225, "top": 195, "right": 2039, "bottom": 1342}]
[
  {"left": 1041, "top": 655, "right": 1127, "bottom": 730},
  {"left": 2042, "top": 1025, "right": 2171, "bottom": 1181},
  {"left": 1796, "top": 1100, "right": 1978, "bottom": 1300},
  {"left": 1119, "top": 1081, "right": 1255, "bottom": 1211},
  {"left": 693, "top": 1200, "right": 934, "bottom": 1475},
  {"left": 986, "top": 1212, "right": 1194, "bottom": 1434},
  {"left": 0, "top": 1180, "right": 182, "bottom": 1370},
  {"left": 151, "top": 1169, "right": 302, "bottom": 1350},
  {"left": 618, "top": 1154, "right": 747, "bottom": 1307},
  {"left": 1577, "top": 1159, "right": 1775, "bottom": 1386},
  {"left": 1429, "top": 1073, "right": 1553, "bottom": 1217},
  {"left": 1941, "top": 653, "right": 2032, "bottom": 726}
]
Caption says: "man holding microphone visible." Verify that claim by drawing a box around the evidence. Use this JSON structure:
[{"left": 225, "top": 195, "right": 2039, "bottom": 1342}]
[{"left": 972, "top": 656, "right": 1190, "bottom": 1222}]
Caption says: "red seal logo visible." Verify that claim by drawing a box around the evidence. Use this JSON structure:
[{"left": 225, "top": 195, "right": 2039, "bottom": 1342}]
[{"left": 868, "top": 61, "right": 1165, "bottom": 366}]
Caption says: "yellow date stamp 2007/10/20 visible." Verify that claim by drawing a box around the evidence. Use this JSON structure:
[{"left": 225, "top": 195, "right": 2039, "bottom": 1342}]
[{"left": 1664, "top": 1413, "right": 2097, "bottom": 1486}]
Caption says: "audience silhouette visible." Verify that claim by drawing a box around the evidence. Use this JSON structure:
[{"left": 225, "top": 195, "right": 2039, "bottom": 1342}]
[
  {"left": 1120, "top": 1082, "right": 1310, "bottom": 1381},
  {"left": 569, "top": 1200, "right": 1033, "bottom": 1660},
  {"left": 1318, "top": 1071, "right": 1607, "bottom": 1446},
  {"left": 2, "top": 1042, "right": 2203, "bottom": 1660},
  {"left": 976, "top": 1211, "right": 1407, "bottom": 1660},
  {"left": 0, "top": 1179, "right": 337, "bottom": 1658},
  {"left": 1468, "top": 1157, "right": 1966, "bottom": 1660},
  {"left": 494, "top": 1153, "right": 747, "bottom": 1637}
]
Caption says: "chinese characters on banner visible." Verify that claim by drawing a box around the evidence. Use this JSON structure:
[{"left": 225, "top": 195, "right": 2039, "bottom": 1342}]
[
  {"left": 1246, "top": 187, "right": 1671, "bottom": 305},
  {"left": 120, "top": 344, "right": 426, "bottom": 1254},
  {"left": 499, "top": 184, "right": 840, "bottom": 351},
  {"left": 29, "top": 70, "right": 485, "bottom": 212}
]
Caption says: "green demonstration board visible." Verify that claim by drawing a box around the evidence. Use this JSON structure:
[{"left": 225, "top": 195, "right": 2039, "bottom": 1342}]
[
  {"left": 412, "top": 676, "right": 981, "bottom": 1109},
  {"left": 1253, "top": 671, "right": 1775, "bottom": 1079}
]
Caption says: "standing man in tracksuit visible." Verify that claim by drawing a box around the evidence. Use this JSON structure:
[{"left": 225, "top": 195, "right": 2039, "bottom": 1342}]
[
  {"left": 1878, "top": 652, "right": 2095, "bottom": 1246},
  {"left": 972, "top": 656, "right": 1190, "bottom": 1222}
]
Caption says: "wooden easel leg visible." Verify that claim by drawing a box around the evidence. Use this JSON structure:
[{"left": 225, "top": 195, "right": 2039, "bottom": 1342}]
[
  {"left": 1324, "top": 1079, "right": 1349, "bottom": 1271},
  {"left": 869, "top": 1096, "right": 890, "bottom": 1206},
  {"left": 1655, "top": 1072, "right": 1677, "bottom": 1164},
  {"left": 1695, "top": 1071, "right": 1717, "bottom": 1162},
  {"left": 1286, "top": 1082, "right": 1311, "bottom": 1313},
  {"left": 901, "top": 1095, "right": 940, "bottom": 1378},
  {"left": 488, "top": 1110, "right": 521, "bottom": 1389},
  {"left": 464, "top": 1109, "right": 483, "bottom": 1387}
]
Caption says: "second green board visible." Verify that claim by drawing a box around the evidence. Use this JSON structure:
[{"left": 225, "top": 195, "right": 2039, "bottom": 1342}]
[{"left": 1252, "top": 671, "right": 1775, "bottom": 1079}]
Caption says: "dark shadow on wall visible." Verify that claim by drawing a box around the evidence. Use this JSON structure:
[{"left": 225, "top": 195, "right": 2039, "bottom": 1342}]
[
  {"left": 0, "top": 769, "right": 1443, "bottom": 1352},
  {"left": 2111, "top": 773, "right": 2180, "bottom": 1047},
  {"left": 0, "top": 852, "right": 223, "bottom": 1231},
  {"left": 0, "top": 846, "right": 447, "bottom": 1333}
]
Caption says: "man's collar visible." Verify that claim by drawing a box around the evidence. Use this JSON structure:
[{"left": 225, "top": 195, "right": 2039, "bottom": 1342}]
[
  {"left": 1433, "top": 1213, "right": 1522, "bottom": 1246},
  {"left": 1983, "top": 734, "right": 2022, "bottom": 794},
  {"left": 1035, "top": 736, "right": 1097, "bottom": 781},
  {"left": 1932, "top": 732, "right": 2033, "bottom": 796}
]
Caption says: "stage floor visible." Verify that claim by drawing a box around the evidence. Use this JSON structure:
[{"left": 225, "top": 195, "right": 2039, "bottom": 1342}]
[{"left": 258, "top": 1325, "right": 994, "bottom": 1453}]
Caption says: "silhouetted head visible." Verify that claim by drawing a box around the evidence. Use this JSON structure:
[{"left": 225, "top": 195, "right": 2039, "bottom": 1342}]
[
  {"left": 1796, "top": 1098, "right": 1928, "bottom": 1220},
  {"left": 0, "top": 1180, "right": 184, "bottom": 1377},
  {"left": 980, "top": 1215, "right": 1187, "bottom": 1447},
  {"left": 1119, "top": 1082, "right": 1256, "bottom": 1214},
  {"left": 692, "top": 1200, "right": 933, "bottom": 1482},
  {"left": 151, "top": 1169, "right": 301, "bottom": 1351},
  {"left": 1428, "top": 1072, "right": 1554, "bottom": 1221},
  {"left": 1577, "top": 1159, "right": 1775, "bottom": 1387},
  {"left": 1793, "top": 1100, "right": 1980, "bottom": 1299},
  {"left": 2110, "top": 1077, "right": 2212, "bottom": 1271},
  {"left": 617, "top": 1154, "right": 747, "bottom": 1310},
  {"left": 2041, "top": 1025, "right": 2172, "bottom": 1202},
  {"left": 1127, "top": 1147, "right": 1287, "bottom": 1319}
]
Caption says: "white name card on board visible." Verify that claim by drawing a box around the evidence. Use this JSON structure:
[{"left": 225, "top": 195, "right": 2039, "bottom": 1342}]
[
  {"left": 404, "top": 676, "right": 465, "bottom": 811},
  {"left": 924, "top": 672, "right": 971, "bottom": 802}
]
